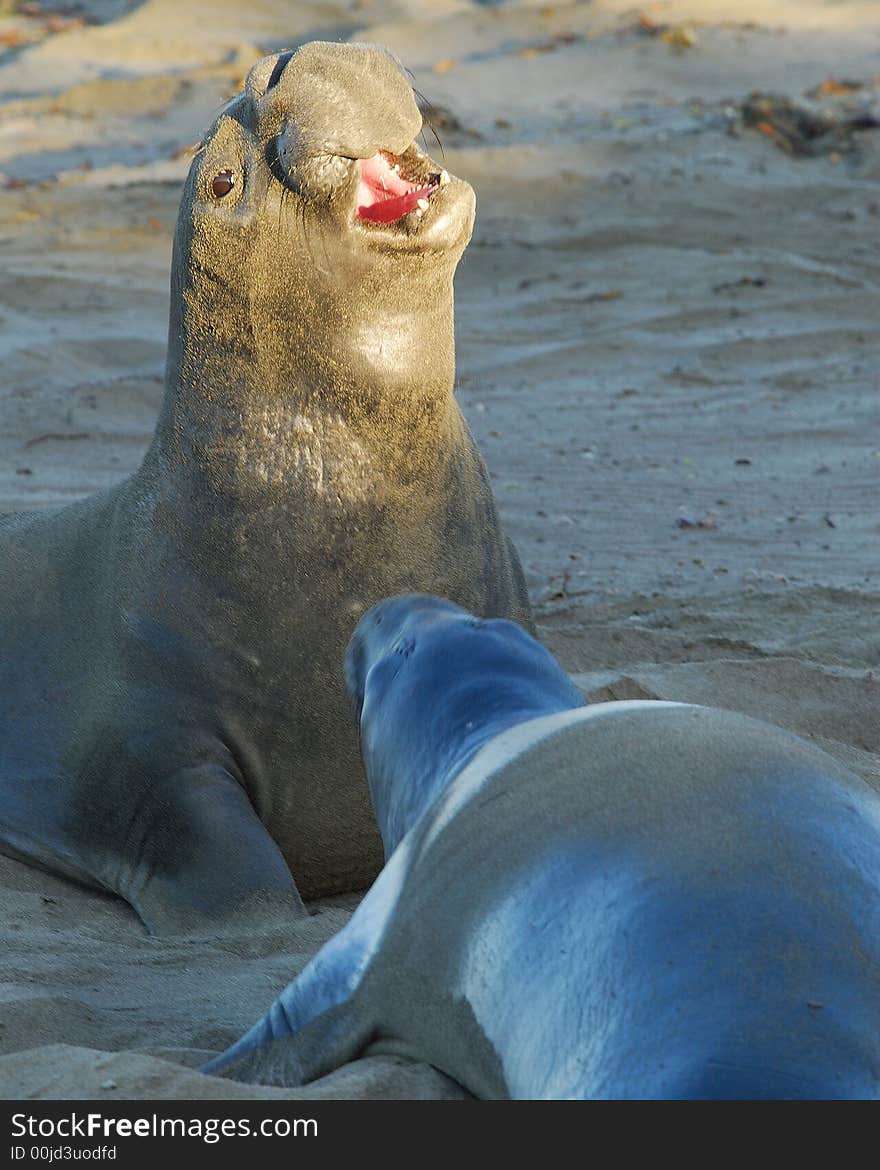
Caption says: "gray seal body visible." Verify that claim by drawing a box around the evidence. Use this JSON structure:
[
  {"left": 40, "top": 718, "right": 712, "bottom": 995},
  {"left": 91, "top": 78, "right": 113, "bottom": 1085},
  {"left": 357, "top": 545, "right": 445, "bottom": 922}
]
[
  {"left": 205, "top": 596, "right": 880, "bottom": 1099},
  {"left": 0, "top": 45, "right": 531, "bottom": 933}
]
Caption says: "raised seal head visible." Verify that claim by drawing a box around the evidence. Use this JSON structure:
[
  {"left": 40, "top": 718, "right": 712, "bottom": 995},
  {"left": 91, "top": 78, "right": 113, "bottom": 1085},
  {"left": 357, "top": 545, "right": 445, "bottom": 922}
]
[
  {"left": 345, "top": 595, "right": 583, "bottom": 856},
  {"left": 161, "top": 40, "right": 476, "bottom": 475}
]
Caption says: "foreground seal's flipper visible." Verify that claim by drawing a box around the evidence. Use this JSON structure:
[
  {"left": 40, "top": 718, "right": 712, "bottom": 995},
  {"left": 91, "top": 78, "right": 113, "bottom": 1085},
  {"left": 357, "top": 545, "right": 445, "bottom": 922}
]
[
  {"left": 120, "top": 766, "right": 305, "bottom": 934},
  {"left": 204, "top": 1001, "right": 378, "bottom": 1088},
  {"left": 202, "top": 839, "right": 414, "bottom": 1083}
]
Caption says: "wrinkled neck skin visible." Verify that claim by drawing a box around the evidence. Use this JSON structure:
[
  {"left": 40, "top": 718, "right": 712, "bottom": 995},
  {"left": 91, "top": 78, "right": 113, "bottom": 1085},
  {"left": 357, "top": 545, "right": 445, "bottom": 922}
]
[
  {"left": 142, "top": 41, "right": 473, "bottom": 508},
  {"left": 153, "top": 207, "right": 459, "bottom": 502}
]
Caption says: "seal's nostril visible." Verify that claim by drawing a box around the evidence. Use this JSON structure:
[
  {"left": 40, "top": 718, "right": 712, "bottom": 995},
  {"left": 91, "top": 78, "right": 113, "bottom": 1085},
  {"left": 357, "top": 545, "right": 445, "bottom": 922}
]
[{"left": 266, "top": 50, "right": 295, "bottom": 93}]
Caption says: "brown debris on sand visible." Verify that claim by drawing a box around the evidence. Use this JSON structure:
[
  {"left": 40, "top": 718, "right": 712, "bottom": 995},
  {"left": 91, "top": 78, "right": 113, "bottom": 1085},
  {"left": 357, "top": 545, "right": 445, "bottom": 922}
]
[{"left": 741, "top": 81, "right": 880, "bottom": 156}]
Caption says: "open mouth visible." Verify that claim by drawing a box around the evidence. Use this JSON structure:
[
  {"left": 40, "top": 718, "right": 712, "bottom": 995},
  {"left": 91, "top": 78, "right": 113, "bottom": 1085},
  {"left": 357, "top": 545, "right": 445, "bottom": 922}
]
[{"left": 356, "top": 147, "right": 449, "bottom": 224}]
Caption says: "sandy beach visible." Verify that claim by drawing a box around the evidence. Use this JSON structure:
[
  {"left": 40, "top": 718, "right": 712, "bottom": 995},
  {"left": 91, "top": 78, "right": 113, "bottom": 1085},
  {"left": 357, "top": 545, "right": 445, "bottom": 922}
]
[{"left": 0, "top": 0, "right": 878, "bottom": 1099}]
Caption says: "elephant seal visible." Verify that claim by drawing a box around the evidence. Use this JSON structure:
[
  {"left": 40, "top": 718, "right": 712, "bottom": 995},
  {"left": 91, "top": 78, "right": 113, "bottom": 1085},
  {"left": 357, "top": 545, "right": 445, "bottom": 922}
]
[
  {"left": 0, "top": 44, "right": 531, "bottom": 933},
  {"left": 204, "top": 596, "right": 880, "bottom": 1099}
]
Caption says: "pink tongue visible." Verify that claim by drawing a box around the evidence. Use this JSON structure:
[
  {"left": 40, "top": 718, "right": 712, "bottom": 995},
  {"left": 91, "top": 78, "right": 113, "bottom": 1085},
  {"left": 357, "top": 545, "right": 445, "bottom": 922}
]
[{"left": 357, "top": 153, "right": 426, "bottom": 222}]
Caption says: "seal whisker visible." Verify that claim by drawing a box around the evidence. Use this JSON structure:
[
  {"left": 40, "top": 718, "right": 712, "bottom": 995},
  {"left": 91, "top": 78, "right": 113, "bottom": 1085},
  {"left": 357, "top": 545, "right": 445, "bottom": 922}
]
[
  {"left": 411, "top": 85, "right": 446, "bottom": 158},
  {"left": 298, "top": 193, "right": 316, "bottom": 275},
  {"left": 276, "top": 178, "right": 287, "bottom": 251},
  {"left": 312, "top": 197, "right": 333, "bottom": 273}
]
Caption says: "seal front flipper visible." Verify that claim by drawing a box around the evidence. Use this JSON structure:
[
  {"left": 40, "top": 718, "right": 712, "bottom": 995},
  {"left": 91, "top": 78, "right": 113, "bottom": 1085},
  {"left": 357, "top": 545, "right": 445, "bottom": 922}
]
[
  {"left": 205, "top": 1000, "right": 378, "bottom": 1088},
  {"left": 119, "top": 765, "right": 304, "bottom": 934},
  {"left": 202, "top": 838, "right": 414, "bottom": 1083}
]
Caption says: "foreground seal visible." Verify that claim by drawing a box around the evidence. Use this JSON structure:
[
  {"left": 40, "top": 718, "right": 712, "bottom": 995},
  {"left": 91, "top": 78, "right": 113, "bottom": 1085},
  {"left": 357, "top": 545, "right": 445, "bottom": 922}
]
[
  {"left": 205, "top": 596, "right": 880, "bottom": 1098},
  {"left": 0, "top": 44, "right": 531, "bottom": 932}
]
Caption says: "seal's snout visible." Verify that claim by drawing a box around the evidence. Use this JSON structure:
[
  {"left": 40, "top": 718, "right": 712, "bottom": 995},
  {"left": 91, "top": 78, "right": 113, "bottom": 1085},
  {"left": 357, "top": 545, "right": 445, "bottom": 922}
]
[
  {"left": 241, "top": 41, "right": 472, "bottom": 247},
  {"left": 345, "top": 595, "right": 464, "bottom": 720}
]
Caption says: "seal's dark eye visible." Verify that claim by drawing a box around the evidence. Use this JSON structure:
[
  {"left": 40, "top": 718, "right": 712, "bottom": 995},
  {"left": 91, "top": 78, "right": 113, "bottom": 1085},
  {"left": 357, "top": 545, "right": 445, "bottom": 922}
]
[{"left": 211, "top": 170, "right": 236, "bottom": 198}]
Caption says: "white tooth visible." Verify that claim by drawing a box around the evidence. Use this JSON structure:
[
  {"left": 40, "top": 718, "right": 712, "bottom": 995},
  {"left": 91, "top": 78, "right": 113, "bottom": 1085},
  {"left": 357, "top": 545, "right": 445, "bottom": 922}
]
[
  {"left": 415, "top": 208, "right": 423, "bottom": 218},
  {"left": 417, "top": 197, "right": 430, "bottom": 211},
  {"left": 440, "top": 170, "right": 450, "bottom": 185}
]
